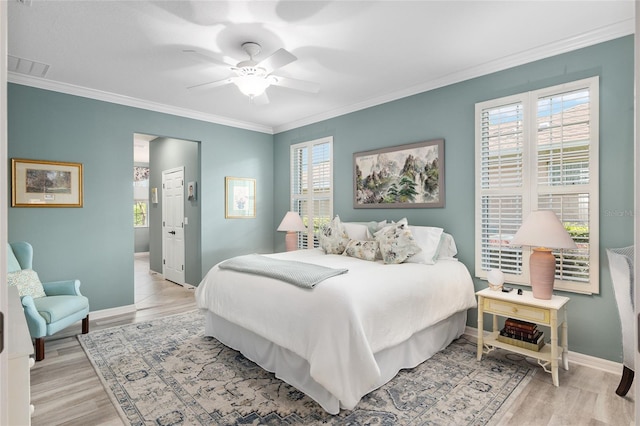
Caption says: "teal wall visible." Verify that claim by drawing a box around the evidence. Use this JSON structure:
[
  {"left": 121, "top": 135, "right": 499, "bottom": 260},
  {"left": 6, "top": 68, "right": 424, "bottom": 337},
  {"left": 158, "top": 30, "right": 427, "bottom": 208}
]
[
  {"left": 7, "top": 35, "right": 634, "bottom": 362},
  {"left": 8, "top": 84, "right": 274, "bottom": 311},
  {"left": 274, "top": 36, "right": 634, "bottom": 362}
]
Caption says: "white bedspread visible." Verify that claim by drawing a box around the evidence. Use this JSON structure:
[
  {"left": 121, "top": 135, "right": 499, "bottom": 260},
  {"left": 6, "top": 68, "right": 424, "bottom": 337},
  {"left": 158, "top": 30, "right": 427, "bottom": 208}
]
[{"left": 195, "top": 248, "right": 477, "bottom": 410}]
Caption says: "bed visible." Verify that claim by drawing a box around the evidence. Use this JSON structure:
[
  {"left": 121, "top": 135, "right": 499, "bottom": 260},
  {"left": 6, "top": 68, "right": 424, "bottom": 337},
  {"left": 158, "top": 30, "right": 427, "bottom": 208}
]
[{"left": 195, "top": 223, "right": 477, "bottom": 414}]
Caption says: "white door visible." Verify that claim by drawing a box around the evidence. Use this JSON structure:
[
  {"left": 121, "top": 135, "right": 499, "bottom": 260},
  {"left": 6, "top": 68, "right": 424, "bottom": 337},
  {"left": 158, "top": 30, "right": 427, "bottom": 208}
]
[
  {"left": 0, "top": 1, "right": 9, "bottom": 423},
  {"left": 635, "top": 2, "right": 640, "bottom": 419},
  {"left": 162, "top": 167, "right": 185, "bottom": 285}
]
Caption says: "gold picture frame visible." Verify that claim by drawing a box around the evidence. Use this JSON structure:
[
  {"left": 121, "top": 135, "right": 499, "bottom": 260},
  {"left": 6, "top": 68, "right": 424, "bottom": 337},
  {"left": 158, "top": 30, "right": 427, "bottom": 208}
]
[
  {"left": 225, "top": 177, "right": 256, "bottom": 218},
  {"left": 12, "top": 158, "right": 83, "bottom": 207}
]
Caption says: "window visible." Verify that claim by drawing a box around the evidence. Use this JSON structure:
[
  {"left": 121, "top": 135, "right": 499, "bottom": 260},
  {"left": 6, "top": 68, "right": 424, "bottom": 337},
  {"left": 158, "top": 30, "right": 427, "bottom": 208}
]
[
  {"left": 475, "top": 77, "right": 599, "bottom": 294},
  {"left": 134, "top": 201, "right": 148, "bottom": 227},
  {"left": 134, "top": 166, "right": 149, "bottom": 228},
  {"left": 290, "top": 137, "right": 333, "bottom": 249}
]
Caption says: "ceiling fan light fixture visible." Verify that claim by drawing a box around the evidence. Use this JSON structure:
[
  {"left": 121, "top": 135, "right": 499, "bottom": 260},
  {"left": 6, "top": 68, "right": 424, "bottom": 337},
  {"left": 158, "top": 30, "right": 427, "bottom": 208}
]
[{"left": 234, "top": 75, "right": 271, "bottom": 98}]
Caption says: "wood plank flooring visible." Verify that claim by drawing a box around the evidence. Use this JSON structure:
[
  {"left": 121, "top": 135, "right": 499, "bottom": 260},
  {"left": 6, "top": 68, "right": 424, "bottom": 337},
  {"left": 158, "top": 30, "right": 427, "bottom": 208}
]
[{"left": 28, "top": 254, "right": 635, "bottom": 426}]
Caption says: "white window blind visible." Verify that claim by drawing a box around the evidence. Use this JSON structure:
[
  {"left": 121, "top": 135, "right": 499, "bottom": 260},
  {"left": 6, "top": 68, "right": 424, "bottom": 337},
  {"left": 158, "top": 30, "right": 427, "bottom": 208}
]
[
  {"left": 290, "top": 137, "right": 333, "bottom": 249},
  {"left": 475, "top": 77, "right": 599, "bottom": 294}
]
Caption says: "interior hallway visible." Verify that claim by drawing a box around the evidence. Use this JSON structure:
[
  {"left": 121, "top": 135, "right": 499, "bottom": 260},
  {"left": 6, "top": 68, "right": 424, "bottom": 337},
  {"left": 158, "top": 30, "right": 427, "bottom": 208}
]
[{"left": 134, "top": 251, "right": 194, "bottom": 309}]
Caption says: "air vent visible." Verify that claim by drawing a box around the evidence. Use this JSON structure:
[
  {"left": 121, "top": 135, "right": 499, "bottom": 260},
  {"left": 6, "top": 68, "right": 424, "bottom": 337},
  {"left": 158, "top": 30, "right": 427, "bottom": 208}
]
[{"left": 8, "top": 55, "right": 50, "bottom": 78}]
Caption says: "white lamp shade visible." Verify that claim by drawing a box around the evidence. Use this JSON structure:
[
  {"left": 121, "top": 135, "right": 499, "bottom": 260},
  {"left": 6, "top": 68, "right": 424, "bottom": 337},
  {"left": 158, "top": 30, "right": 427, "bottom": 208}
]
[
  {"left": 487, "top": 269, "right": 505, "bottom": 286},
  {"left": 277, "top": 211, "right": 307, "bottom": 232},
  {"left": 510, "top": 210, "right": 577, "bottom": 250}
]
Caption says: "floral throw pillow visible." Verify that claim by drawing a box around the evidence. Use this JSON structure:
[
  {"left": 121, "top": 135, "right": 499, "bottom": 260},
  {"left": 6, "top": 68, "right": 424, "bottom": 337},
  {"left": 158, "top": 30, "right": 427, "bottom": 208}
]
[
  {"left": 342, "top": 239, "right": 378, "bottom": 261},
  {"left": 8, "top": 269, "right": 46, "bottom": 298},
  {"left": 374, "top": 223, "right": 422, "bottom": 264},
  {"left": 319, "top": 216, "right": 350, "bottom": 254}
]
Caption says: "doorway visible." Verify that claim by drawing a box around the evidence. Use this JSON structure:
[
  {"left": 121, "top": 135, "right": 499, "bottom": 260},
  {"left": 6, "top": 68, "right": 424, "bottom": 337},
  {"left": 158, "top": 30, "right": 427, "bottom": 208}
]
[{"left": 133, "top": 133, "right": 201, "bottom": 299}]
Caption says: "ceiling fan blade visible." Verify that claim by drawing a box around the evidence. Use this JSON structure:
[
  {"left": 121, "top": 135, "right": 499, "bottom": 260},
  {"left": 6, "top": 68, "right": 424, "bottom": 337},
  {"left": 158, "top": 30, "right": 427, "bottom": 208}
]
[
  {"left": 182, "top": 49, "right": 236, "bottom": 67},
  {"left": 187, "top": 78, "right": 233, "bottom": 90},
  {"left": 252, "top": 92, "right": 270, "bottom": 105},
  {"left": 257, "top": 48, "right": 296, "bottom": 73},
  {"left": 271, "top": 76, "right": 320, "bottom": 94}
]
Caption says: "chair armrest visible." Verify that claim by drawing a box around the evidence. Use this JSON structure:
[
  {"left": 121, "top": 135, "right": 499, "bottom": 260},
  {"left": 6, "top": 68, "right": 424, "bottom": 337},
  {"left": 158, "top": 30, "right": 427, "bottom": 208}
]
[
  {"left": 42, "top": 279, "right": 82, "bottom": 296},
  {"left": 20, "top": 295, "right": 47, "bottom": 338}
]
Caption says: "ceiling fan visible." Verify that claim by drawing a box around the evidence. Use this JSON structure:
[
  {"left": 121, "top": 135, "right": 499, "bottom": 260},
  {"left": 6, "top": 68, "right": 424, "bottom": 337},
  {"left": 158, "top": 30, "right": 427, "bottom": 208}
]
[{"left": 184, "top": 42, "right": 320, "bottom": 104}]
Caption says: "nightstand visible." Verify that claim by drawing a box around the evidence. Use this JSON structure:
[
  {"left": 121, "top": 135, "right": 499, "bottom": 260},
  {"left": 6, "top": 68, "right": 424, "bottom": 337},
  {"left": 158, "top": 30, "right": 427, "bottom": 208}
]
[{"left": 476, "top": 287, "right": 570, "bottom": 386}]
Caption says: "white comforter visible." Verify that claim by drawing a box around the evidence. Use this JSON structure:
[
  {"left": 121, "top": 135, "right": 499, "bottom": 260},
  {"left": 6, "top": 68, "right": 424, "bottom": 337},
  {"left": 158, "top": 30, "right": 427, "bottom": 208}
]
[{"left": 195, "top": 248, "right": 477, "bottom": 410}]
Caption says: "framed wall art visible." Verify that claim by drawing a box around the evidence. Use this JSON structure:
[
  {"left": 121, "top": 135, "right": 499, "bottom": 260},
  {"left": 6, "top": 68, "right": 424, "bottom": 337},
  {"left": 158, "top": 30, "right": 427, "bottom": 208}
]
[
  {"left": 187, "top": 181, "right": 197, "bottom": 201},
  {"left": 12, "top": 158, "right": 83, "bottom": 207},
  {"left": 225, "top": 177, "right": 256, "bottom": 218},
  {"left": 353, "top": 138, "right": 444, "bottom": 209}
]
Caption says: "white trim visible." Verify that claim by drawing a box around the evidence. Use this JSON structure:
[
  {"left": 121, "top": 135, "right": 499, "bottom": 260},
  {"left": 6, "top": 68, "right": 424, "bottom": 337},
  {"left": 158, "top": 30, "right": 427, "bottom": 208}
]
[
  {"left": 7, "top": 21, "right": 633, "bottom": 136},
  {"left": 290, "top": 136, "right": 333, "bottom": 249},
  {"left": 273, "top": 20, "right": 633, "bottom": 134},
  {"left": 0, "top": 1, "right": 9, "bottom": 423},
  {"left": 89, "top": 304, "right": 137, "bottom": 320},
  {"left": 465, "top": 326, "right": 622, "bottom": 375},
  {"left": 474, "top": 77, "right": 600, "bottom": 295},
  {"left": 7, "top": 73, "right": 273, "bottom": 135}
]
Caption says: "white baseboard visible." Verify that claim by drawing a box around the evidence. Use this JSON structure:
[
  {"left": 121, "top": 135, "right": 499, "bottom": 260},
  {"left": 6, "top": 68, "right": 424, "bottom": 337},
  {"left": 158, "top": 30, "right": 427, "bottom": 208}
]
[
  {"left": 89, "top": 304, "right": 137, "bottom": 320},
  {"left": 464, "top": 326, "right": 622, "bottom": 376}
]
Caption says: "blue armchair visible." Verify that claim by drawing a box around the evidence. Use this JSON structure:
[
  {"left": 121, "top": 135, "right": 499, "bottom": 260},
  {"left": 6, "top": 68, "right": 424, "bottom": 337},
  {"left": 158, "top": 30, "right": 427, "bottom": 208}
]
[{"left": 8, "top": 242, "right": 89, "bottom": 361}]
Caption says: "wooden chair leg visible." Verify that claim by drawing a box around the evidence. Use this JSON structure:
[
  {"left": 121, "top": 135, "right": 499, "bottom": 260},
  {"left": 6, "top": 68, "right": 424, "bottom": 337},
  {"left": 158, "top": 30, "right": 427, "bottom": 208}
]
[
  {"left": 35, "top": 338, "right": 44, "bottom": 362},
  {"left": 615, "top": 365, "right": 634, "bottom": 397},
  {"left": 82, "top": 315, "right": 89, "bottom": 334}
]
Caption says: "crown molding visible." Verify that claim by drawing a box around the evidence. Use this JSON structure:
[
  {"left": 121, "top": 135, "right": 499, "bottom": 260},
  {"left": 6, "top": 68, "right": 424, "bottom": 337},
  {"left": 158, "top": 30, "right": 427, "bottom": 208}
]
[
  {"left": 8, "top": 19, "right": 633, "bottom": 136},
  {"left": 7, "top": 73, "right": 274, "bottom": 134},
  {"left": 273, "top": 19, "right": 634, "bottom": 134}
]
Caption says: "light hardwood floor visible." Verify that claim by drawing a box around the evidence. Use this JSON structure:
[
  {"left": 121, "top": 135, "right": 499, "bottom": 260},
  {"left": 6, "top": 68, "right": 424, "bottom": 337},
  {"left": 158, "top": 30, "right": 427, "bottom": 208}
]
[{"left": 28, "top": 255, "right": 635, "bottom": 426}]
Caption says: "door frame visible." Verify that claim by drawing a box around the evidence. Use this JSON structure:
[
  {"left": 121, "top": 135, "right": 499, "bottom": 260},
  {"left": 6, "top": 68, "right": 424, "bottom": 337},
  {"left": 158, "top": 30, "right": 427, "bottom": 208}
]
[{"left": 0, "top": 1, "right": 9, "bottom": 422}]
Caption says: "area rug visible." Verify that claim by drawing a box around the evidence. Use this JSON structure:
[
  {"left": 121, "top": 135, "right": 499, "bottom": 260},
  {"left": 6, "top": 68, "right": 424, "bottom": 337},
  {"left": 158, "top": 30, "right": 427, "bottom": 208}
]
[{"left": 79, "top": 310, "right": 532, "bottom": 425}]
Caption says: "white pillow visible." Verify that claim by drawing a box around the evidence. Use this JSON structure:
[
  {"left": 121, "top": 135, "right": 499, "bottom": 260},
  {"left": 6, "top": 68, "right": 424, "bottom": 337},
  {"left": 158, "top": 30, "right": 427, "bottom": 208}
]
[
  {"left": 319, "top": 215, "right": 350, "bottom": 254},
  {"left": 406, "top": 226, "right": 444, "bottom": 265},
  {"left": 438, "top": 233, "right": 458, "bottom": 259},
  {"left": 374, "top": 222, "right": 421, "bottom": 264},
  {"left": 343, "top": 222, "right": 371, "bottom": 241}
]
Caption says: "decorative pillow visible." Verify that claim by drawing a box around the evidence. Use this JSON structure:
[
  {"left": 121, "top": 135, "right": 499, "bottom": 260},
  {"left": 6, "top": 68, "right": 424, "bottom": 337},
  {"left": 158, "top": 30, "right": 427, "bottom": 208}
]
[
  {"left": 343, "top": 222, "right": 371, "bottom": 241},
  {"left": 405, "top": 225, "right": 444, "bottom": 265},
  {"left": 374, "top": 223, "right": 422, "bottom": 264},
  {"left": 438, "top": 233, "right": 458, "bottom": 260},
  {"left": 319, "top": 215, "right": 350, "bottom": 254},
  {"left": 8, "top": 269, "right": 46, "bottom": 298},
  {"left": 365, "top": 220, "right": 388, "bottom": 237},
  {"left": 342, "top": 239, "right": 378, "bottom": 261}
]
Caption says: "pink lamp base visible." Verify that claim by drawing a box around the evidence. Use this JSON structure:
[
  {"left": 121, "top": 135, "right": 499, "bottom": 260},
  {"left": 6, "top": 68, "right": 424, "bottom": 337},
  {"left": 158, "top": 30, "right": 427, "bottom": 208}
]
[
  {"left": 284, "top": 232, "right": 298, "bottom": 252},
  {"left": 530, "top": 248, "right": 556, "bottom": 299}
]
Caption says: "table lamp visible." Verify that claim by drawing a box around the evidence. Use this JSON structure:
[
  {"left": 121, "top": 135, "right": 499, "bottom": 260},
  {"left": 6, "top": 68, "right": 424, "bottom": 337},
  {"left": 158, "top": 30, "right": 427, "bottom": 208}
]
[
  {"left": 487, "top": 269, "right": 505, "bottom": 291},
  {"left": 510, "top": 210, "right": 577, "bottom": 299},
  {"left": 277, "top": 211, "right": 307, "bottom": 251}
]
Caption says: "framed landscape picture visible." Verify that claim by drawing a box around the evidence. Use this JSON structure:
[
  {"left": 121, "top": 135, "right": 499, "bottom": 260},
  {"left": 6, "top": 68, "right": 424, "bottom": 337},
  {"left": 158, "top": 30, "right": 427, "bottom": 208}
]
[
  {"left": 225, "top": 177, "right": 256, "bottom": 218},
  {"left": 12, "top": 158, "right": 83, "bottom": 207},
  {"left": 353, "top": 139, "right": 444, "bottom": 208}
]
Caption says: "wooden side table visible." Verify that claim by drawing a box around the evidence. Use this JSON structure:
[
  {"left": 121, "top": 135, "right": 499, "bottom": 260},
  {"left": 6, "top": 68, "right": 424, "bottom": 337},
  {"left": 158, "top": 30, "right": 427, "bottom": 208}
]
[{"left": 476, "top": 287, "right": 570, "bottom": 386}]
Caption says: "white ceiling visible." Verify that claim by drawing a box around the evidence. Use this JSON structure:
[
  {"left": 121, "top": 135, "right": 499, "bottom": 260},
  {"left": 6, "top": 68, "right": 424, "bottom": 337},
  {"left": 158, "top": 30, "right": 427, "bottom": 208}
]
[{"left": 7, "top": 1, "right": 635, "bottom": 134}]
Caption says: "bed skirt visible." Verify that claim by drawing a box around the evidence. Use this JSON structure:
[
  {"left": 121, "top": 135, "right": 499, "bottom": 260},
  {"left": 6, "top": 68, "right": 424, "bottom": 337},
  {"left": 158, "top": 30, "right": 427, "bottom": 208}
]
[{"left": 203, "top": 309, "right": 467, "bottom": 414}]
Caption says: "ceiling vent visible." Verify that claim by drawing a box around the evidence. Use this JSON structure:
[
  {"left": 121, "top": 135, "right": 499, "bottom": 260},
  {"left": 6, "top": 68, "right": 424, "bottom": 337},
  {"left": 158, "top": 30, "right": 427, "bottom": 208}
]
[{"left": 8, "top": 55, "right": 50, "bottom": 78}]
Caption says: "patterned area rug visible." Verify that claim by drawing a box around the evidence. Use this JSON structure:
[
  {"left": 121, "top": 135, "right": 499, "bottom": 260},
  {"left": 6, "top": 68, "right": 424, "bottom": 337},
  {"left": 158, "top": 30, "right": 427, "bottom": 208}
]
[{"left": 79, "top": 311, "right": 532, "bottom": 425}]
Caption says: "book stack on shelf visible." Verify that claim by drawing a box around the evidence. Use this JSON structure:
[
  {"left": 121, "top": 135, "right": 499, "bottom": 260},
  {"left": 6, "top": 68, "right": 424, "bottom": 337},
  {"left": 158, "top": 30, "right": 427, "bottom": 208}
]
[{"left": 497, "top": 318, "right": 545, "bottom": 351}]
